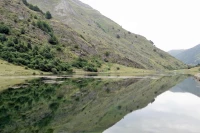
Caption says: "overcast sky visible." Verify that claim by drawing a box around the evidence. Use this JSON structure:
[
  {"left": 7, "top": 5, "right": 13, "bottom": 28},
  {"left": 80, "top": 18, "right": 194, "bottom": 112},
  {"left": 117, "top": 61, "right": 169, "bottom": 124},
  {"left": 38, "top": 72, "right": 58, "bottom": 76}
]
[{"left": 79, "top": 0, "right": 200, "bottom": 51}]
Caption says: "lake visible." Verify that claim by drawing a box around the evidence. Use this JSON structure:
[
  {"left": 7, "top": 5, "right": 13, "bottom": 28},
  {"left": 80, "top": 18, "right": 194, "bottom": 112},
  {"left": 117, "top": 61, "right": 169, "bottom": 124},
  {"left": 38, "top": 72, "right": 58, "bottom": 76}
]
[{"left": 0, "top": 75, "right": 199, "bottom": 133}]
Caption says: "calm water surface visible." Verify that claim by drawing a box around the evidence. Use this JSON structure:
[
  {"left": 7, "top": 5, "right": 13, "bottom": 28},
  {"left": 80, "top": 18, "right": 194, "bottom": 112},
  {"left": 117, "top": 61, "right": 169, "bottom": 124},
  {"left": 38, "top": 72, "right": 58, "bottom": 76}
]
[
  {"left": 0, "top": 75, "right": 199, "bottom": 133},
  {"left": 104, "top": 77, "right": 200, "bottom": 133}
]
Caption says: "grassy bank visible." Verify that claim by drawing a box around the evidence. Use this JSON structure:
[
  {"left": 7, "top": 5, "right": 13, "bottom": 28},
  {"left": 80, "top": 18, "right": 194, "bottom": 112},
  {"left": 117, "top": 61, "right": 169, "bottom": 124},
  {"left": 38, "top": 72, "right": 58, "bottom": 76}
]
[
  {"left": 169, "top": 66, "right": 200, "bottom": 75},
  {"left": 0, "top": 59, "right": 43, "bottom": 91},
  {"left": 0, "top": 60, "right": 41, "bottom": 76},
  {"left": 75, "top": 63, "right": 156, "bottom": 76}
]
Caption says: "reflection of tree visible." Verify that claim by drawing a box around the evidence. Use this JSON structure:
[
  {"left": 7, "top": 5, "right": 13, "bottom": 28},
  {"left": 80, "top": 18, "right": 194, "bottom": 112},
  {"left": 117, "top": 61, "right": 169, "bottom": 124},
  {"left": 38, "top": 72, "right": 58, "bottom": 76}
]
[{"left": 0, "top": 75, "right": 187, "bottom": 133}]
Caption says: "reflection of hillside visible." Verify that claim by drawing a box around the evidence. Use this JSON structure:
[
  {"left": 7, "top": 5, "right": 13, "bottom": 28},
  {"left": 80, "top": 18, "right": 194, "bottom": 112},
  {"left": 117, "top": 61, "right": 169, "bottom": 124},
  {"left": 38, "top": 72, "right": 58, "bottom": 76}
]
[
  {"left": 0, "top": 76, "right": 187, "bottom": 133},
  {"left": 170, "top": 77, "right": 200, "bottom": 97}
]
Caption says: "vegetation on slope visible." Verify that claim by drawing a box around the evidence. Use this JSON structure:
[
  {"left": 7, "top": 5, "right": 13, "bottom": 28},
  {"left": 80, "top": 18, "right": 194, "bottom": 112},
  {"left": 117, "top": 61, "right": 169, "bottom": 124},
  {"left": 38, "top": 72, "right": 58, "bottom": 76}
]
[
  {"left": 0, "top": 22, "right": 71, "bottom": 73},
  {"left": 0, "top": 0, "right": 187, "bottom": 75},
  {"left": 0, "top": 0, "right": 102, "bottom": 73},
  {"left": 28, "top": 0, "right": 187, "bottom": 70}
]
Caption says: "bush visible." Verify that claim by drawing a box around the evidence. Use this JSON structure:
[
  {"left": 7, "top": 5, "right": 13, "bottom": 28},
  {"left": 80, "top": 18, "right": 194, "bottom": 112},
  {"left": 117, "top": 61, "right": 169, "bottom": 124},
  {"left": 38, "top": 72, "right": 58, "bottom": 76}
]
[
  {"left": 72, "top": 58, "right": 100, "bottom": 72},
  {"left": 0, "top": 34, "right": 7, "bottom": 42},
  {"left": 45, "top": 11, "right": 52, "bottom": 19},
  {"left": 22, "top": 0, "right": 28, "bottom": 6},
  {"left": 21, "top": 28, "right": 25, "bottom": 34},
  {"left": 0, "top": 24, "right": 10, "bottom": 34},
  {"left": 116, "top": 34, "right": 120, "bottom": 39},
  {"left": 48, "top": 35, "right": 58, "bottom": 45},
  {"left": 49, "top": 102, "right": 59, "bottom": 111},
  {"left": 84, "top": 65, "right": 98, "bottom": 72},
  {"left": 37, "top": 20, "right": 52, "bottom": 33},
  {"left": 105, "top": 51, "right": 110, "bottom": 57},
  {"left": 51, "top": 68, "right": 58, "bottom": 74},
  {"left": 22, "top": 0, "right": 43, "bottom": 13}
]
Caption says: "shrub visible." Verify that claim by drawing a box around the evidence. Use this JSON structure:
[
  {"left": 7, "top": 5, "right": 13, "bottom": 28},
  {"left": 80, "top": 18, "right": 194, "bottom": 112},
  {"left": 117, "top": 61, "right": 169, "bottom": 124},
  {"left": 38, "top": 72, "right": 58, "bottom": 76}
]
[
  {"left": 117, "top": 105, "right": 122, "bottom": 110},
  {"left": 49, "top": 102, "right": 59, "bottom": 111},
  {"left": 105, "top": 51, "right": 110, "bottom": 57},
  {"left": 84, "top": 65, "right": 98, "bottom": 72},
  {"left": 22, "top": 0, "right": 28, "bottom": 6},
  {"left": 21, "top": 28, "right": 25, "bottom": 34},
  {"left": 49, "top": 35, "right": 58, "bottom": 45},
  {"left": 0, "top": 34, "right": 7, "bottom": 42},
  {"left": 51, "top": 68, "right": 58, "bottom": 74},
  {"left": 34, "top": 15, "right": 38, "bottom": 19},
  {"left": 37, "top": 20, "right": 52, "bottom": 33},
  {"left": 116, "top": 34, "right": 120, "bottom": 39},
  {"left": 45, "top": 11, "right": 52, "bottom": 19},
  {"left": 22, "top": 0, "right": 43, "bottom": 13},
  {"left": 0, "top": 24, "right": 10, "bottom": 34}
]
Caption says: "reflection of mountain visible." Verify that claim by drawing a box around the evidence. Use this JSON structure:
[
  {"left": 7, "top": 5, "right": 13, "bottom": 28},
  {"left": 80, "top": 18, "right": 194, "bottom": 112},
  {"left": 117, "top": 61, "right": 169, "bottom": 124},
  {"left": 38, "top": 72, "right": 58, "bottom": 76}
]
[
  {"left": 170, "top": 77, "right": 200, "bottom": 97},
  {"left": 0, "top": 76, "right": 187, "bottom": 133}
]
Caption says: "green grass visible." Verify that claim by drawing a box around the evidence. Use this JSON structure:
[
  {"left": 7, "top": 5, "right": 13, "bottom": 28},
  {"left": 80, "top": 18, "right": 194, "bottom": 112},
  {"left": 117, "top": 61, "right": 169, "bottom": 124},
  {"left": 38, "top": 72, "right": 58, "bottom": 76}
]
[
  {"left": 0, "top": 59, "right": 42, "bottom": 91},
  {"left": 0, "top": 59, "right": 40, "bottom": 76}
]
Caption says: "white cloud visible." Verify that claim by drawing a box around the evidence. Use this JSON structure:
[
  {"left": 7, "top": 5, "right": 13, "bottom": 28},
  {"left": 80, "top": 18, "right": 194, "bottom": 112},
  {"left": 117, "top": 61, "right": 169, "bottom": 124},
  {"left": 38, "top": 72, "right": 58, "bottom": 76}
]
[{"left": 80, "top": 0, "right": 200, "bottom": 51}]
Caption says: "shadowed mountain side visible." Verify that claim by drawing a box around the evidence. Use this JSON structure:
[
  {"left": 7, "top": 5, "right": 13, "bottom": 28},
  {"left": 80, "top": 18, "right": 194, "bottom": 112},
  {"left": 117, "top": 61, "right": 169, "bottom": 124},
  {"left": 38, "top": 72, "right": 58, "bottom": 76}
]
[
  {"left": 169, "top": 44, "right": 200, "bottom": 65},
  {"left": 168, "top": 49, "right": 185, "bottom": 57},
  {"left": 27, "top": 0, "right": 186, "bottom": 70},
  {"left": 0, "top": 75, "right": 187, "bottom": 133}
]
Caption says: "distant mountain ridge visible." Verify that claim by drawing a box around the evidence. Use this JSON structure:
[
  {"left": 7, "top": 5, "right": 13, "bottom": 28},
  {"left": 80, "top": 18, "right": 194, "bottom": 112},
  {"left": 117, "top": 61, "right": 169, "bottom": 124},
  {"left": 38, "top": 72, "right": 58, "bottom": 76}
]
[
  {"left": 168, "top": 49, "right": 185, "bottom": 57},
  {"left": 169, "top": 44, "right": 200, "bottom": 65}
]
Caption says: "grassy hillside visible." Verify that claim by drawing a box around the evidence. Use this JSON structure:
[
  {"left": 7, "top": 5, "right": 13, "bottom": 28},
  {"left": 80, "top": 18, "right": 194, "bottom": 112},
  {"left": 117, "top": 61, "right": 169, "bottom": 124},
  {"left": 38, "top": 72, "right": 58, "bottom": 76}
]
[
  {"left": 172, "top": 44, "right": 200, "bottom": 65},
  {"left": 27, "top": 0, "right": 186, "bottom": 70},
  {"left": 0, "top": 75, "right": 187, "bottom": 133},
  {"left": 0, "top": 0, "right": 186, "bottom": 75},
  {"left": 0, "top": 0, "right": 104, "bottom": 74}
]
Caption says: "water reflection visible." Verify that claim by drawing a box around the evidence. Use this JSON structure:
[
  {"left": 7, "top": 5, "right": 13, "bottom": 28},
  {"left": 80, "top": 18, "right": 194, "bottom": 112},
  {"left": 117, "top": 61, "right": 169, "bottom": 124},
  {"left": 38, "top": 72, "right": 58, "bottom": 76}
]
[
  {"left": 104, "top": 77, "right": 200, "bottom": 133},
  {"left": 0, "top": 75, "right": 187, "bottom": 133}
]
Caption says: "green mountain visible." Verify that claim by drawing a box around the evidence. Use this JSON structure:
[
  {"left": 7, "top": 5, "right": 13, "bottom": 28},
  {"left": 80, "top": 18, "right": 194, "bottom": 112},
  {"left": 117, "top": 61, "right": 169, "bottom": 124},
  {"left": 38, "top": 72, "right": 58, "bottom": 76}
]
[
  {"left": 0, "top": 0, "right": 186, "bottom": 73},
  {"left": 168, "top": 49, "right": 185, "bottom": 57},
  {"left": 170, "top": 44, "right": 200, "bottom": 65}
]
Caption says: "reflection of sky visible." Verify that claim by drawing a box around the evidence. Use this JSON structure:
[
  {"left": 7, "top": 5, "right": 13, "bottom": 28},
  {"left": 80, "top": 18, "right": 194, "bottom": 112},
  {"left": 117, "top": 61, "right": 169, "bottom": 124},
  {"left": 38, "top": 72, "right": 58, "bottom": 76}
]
[{"left": 104, "top": 78, "right": 200, "bottom": 133}]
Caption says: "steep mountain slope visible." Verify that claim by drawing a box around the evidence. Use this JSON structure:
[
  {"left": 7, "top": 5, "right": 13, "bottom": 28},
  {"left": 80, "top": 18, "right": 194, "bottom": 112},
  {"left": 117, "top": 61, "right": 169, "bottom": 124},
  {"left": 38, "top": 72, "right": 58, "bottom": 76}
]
[
  {"left": 171, "top": 44, "right": 200, "bottom": 65},
  {"left": 27, "top": 0, "right": 186, "bottom": 70},
  {"left": 0, "top": 0, "right": 186, "bottom": 73},
  {"left": 168, "top": 49, "right": 185, "bottom": 57}
]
